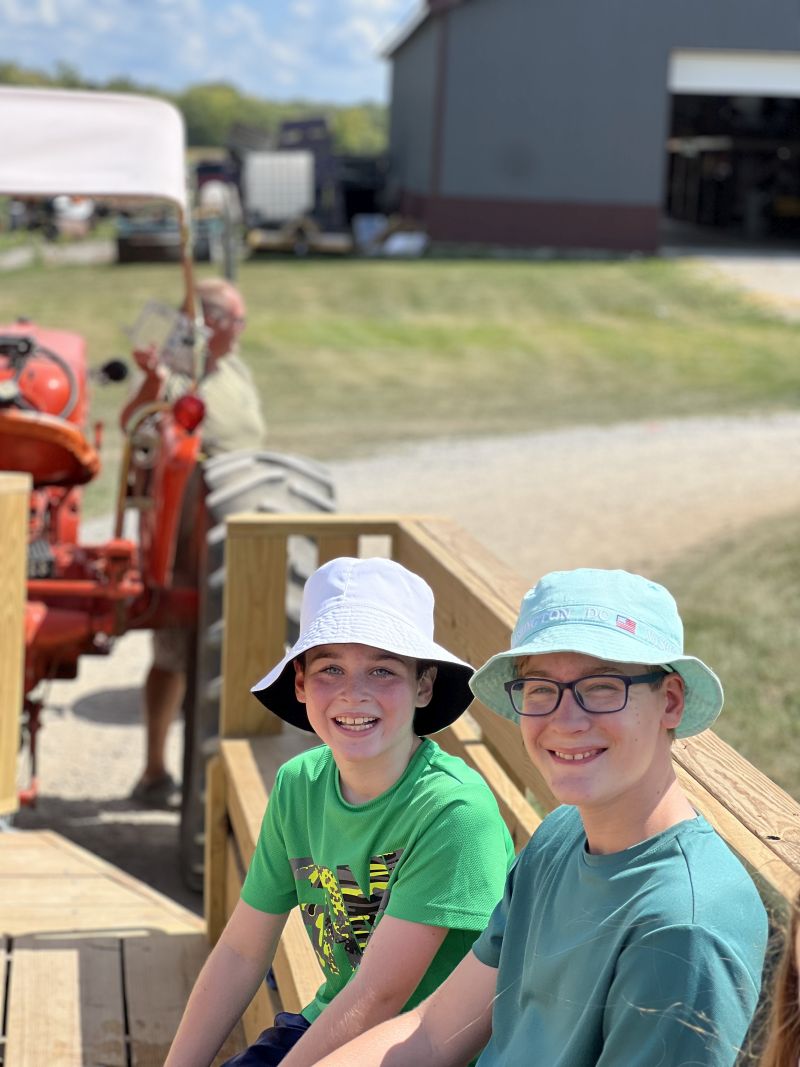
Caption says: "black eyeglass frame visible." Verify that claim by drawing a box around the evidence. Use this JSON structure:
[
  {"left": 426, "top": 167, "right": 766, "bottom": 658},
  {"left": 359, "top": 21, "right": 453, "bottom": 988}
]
[{"left": 503, "top": 670, "right": 668, "bottom": 717}]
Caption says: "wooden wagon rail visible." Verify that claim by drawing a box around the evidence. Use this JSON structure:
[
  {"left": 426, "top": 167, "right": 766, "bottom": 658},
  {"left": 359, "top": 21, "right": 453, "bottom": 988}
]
[{"left": 212, "top": 513, "right": 800, "bottom": 1032}]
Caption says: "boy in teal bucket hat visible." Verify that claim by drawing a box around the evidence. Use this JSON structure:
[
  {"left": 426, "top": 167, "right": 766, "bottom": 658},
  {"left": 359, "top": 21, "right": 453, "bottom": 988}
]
[{"left": 316, "top": 568, "right": 768, "bottom": 1067}]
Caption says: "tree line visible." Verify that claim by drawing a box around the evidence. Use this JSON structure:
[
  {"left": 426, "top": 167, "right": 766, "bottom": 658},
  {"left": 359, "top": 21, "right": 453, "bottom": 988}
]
[{"left": 0, "top": 61, "right": 388, "bottom": 155}]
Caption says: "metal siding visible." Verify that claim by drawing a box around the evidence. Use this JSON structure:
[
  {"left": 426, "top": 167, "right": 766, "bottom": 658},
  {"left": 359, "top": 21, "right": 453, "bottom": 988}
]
[
  {"left": 430, "top": 0, "right": 800, "bottom": 205},
  {"left": 389, "top": 18, "right": 440, "bottom": 196}
]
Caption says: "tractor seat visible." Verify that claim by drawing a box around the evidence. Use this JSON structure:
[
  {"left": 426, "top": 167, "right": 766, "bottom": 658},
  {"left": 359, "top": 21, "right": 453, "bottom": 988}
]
[{"left": 0, "top": 408, "right": 100, "bottom": 487}]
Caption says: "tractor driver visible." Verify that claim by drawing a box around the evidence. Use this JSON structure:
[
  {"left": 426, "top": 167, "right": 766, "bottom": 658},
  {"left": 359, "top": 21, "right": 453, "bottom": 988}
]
[{"left": 121, "top": 277, "right": 266, "bottom": 806}]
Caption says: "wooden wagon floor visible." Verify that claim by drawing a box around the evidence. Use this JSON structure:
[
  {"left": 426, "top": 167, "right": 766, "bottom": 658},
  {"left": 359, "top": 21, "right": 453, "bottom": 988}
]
[{"left": 0, "top": 829, "right": 243, "bottom": 1067}]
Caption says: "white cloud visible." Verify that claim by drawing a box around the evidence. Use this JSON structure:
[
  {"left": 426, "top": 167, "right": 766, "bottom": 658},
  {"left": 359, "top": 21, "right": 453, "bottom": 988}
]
[
  {"left": 290, "top": 0, "right": 315, "bottom": 19},
  {"left": 0, "top": 0, "right": 395, "bottom": 102},
  {"left": 0, "top": 0, "right": 54, "bottom": 25},
  {"left": 338, "top": 15, "right": 385, "bottom": 54}
]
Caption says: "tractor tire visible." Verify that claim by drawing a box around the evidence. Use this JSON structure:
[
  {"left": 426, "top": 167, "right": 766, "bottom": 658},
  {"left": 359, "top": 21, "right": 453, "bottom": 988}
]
[{"left": 178, "top": 451, "right": 335, "bottom": 893}]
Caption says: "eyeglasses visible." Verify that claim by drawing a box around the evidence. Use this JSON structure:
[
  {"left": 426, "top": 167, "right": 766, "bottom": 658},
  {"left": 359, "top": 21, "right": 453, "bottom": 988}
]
[
  {"left": 201, "top": 302, "right": 245, "bottom": 329},
  {"left": 503, "top": 671, "right": 666, "bottom": 717}
]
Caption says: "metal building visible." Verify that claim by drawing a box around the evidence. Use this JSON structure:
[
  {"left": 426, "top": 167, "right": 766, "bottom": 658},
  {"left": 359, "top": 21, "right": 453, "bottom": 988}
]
[{"left": 386, "top": 0, "right": 800, "bottom": 251}]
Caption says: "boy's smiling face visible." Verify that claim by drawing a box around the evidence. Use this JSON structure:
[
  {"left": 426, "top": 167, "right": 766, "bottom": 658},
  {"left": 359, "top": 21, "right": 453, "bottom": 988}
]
[
  {"left": 294, "top": 643, "right": 435, "bottom": 801},
  {"left": 516, "top": 650, "right": 684, "bottom": 826}
]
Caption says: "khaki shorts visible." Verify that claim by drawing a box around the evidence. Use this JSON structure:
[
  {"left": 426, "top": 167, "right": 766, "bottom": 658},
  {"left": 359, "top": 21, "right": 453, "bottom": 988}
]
[{"left": 152, "top": 626, "right": 190, "bottom": 673}]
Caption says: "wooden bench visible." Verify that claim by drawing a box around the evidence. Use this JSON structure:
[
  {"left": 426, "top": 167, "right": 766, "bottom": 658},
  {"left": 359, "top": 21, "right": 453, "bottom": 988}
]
[
  {"left": 209, "top": 513, "right": 800, "bottom": 1044},
  {"left": 0, "top": 829, "right": 245, "bottom": 1066}
]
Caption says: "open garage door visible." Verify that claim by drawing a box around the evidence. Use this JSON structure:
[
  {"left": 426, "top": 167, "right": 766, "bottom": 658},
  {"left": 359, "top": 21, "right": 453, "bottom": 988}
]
[{"left": 664, "top": 49, "right": 800, "bottom": 244}]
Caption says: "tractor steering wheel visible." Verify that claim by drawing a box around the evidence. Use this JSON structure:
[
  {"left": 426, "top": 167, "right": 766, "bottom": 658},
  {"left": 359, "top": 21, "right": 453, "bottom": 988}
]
[{"left": 0, "top": 335, "right": 80, "bottom": 419}]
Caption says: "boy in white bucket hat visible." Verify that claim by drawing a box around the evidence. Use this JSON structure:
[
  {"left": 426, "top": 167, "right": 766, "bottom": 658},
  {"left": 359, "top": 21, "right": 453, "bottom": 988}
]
[
  {"left": 315, "top": 568, "right": 768, "bottom": 1067},
  {"left": 165, "top": 557, "right": 514, "bottom": 1067}
]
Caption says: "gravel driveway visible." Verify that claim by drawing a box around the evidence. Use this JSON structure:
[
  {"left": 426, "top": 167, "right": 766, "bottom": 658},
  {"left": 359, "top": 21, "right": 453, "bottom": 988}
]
[{"left": 12, "top": 253, "right": 800, "bottom": 913}]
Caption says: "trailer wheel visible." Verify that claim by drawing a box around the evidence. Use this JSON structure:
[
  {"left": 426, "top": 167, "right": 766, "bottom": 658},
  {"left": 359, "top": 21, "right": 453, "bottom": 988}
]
[{"left": 178, "top": 451, "right": 335, "bottom": 892}]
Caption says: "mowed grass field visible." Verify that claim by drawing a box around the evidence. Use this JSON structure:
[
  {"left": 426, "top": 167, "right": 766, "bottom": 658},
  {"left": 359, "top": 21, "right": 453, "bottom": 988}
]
[
  {"left": 1, "top": 253, "right": 798, "bottom": 797},
  {"left": 657, "top": 509, "right": 800, "bottom": 802}
]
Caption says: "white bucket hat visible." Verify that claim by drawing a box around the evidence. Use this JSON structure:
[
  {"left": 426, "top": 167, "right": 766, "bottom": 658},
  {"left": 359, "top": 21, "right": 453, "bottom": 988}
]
[
  {"left": 251, "top": 556, "right": 474, "bottom": 734},
  {"left": 470, "top": 568, "right": 723, "bottom": 739}
]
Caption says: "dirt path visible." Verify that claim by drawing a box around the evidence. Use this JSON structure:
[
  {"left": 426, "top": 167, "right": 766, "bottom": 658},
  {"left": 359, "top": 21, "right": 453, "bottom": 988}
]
[{"left": 335, "top": 411, "right": 800, "bottom": 581}]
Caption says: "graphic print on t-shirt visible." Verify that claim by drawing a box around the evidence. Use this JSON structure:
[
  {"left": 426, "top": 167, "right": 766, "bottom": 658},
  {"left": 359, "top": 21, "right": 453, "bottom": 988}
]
[{"left": 290, "top": 851, "right": 403, "bottom": 973}]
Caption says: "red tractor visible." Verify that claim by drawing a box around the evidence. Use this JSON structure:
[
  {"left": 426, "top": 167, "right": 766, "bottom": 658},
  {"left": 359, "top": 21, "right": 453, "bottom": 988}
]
[{"left": 0, "top": 87, "right": 335, "bottom": 890}]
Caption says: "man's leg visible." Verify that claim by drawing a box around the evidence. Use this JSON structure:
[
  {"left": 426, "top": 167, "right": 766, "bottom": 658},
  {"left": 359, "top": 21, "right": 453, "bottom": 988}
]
[
  {"left": 142, "top": 663, "right": 185, "bottom": 783},
  {"left": 131, "top": 628, "right": 187, "bottom": 804}
]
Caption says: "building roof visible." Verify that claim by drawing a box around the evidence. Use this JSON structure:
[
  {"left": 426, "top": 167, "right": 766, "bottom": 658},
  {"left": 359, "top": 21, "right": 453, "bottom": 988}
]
[{"left": 383, "top": 0, "right": 469, "bottom": 58}]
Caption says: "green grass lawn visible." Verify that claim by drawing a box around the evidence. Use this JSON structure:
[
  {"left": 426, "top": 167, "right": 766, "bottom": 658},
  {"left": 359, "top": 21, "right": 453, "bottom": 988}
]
[
  {"left": 1, "top": 254, "right": 799, "bottom": 515},
  {"left": 657, "top": 508, "right": 800, "bottom": 801}
]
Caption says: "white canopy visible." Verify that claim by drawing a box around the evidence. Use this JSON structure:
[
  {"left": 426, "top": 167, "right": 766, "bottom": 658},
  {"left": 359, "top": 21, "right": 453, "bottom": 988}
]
[{"left": 0, "top": 87, "right": 187, "bottom": 211}]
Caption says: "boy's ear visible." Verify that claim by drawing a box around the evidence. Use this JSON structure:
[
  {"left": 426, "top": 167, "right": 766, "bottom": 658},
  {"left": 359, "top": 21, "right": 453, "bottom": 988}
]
[
  {"left": 661, "top": 672, "right": 685, "bottom": 731},
  {"left": 294, "top": 659, "right": 307, "bottom": 705},
  {"left": 415, "top": 665, "right": 437, "bottom": 708}
]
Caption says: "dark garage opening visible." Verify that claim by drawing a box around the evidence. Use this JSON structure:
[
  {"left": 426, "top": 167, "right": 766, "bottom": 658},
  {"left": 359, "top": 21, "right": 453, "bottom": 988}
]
[{"left": 663, "top": 93, "right": 800, "bottom": 246}]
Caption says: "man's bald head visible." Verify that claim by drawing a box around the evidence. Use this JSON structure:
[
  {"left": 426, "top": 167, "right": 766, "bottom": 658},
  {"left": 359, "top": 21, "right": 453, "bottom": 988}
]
[{"left": 197, "top": 277, "right": 246, "bottom": 363}]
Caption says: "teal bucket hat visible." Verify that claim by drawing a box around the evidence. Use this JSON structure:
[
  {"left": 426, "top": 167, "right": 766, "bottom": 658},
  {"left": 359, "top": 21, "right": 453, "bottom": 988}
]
[{"left": 470, "top": 568, "right": 723, "bottom": 739}]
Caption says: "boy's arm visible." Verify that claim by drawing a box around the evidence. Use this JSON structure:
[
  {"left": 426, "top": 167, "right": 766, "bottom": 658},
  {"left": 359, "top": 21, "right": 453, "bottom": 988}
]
[
  {"left": 164, "top": 898, "right": 288, "bottom": 1067},
  {"left": 279, "top": 915, "right": 449, "bottom": 1066},
  {"left": 313, "top": 949, "right": 496, "bottom": 1067}
]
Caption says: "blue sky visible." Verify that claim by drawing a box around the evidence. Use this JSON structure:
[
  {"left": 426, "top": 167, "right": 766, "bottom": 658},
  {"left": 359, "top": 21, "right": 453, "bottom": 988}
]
[{"left": 0, "top": 0, "right": 419, "bottom": 103}]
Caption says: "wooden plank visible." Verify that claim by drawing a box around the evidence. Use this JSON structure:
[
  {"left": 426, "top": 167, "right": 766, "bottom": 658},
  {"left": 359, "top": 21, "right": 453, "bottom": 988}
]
[
  {"left": 315, "top": 532, "right": 362, "bottom": 565},
  {"left": 438, "top": 718, "right": 541, "bottom": 851},
  {"left": 392, "top": 517, "right": 525, "bottom": 663},
  {"left": 225, "top": 835, "right": 244, "bottom": 920},
  {"left": 389, "top": 518, "right": 558, "bottom": 811},
  {"left": 219, "top": 735, "right": 324, "bottom": 1023},
  {"left": 220, "top": 734, "right": 319, "bottom": 865},
  {"left": 242, "top": 977, "right": 280, "bottom": 1048},
  {"left": 124, "top": 933, "right": 244, "bottom": 1066},
  {"left": 5, "top": 935, "right": 126, "bottom": 1067},
  {"left": 205, "top": 755, "right": 228, "bottom": 945},
  {"left": 247, "top": 732, "right": 322, "bottom": 794},
  {"left": 226, "top": 515, "right": 399, "bottom": 541},
  {"left": 468, "top": 703, "right": 558, "bottom": 813},
  {"left": 272, "top": 908, "right": 324, "bottom": 1016},
  {"left": 0, "top": 831, "right": 203, "bottom": 936},
  {"left": 220, "top": 837, "right": 279, "bottom": 1047},
  {"left": 674, "top": 764, "right": 800, "bottom": 902},
  {"left": 220, "top": 740, "right": 269, "bottom": 863},
  {"left": 0, "top": 472, "right": 29, "bottom": 817},
  {"left": 221, "top": 526, "right": 287, "bottom": 738},
  {"left": 673, "top": 731, "right": 800, "bottom": 888}
]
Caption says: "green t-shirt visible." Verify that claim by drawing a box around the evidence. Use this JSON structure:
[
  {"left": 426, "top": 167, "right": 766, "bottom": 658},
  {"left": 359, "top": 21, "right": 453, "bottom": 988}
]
[
  {"left": 472, "top": 804, "right": 767, "bottom": 1066},
  {"left": 242, "top": 738, "right": 515, "bottom": 1022}
]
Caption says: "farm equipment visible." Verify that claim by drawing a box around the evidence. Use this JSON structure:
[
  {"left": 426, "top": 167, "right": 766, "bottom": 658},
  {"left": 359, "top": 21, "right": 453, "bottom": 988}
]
[{"left": 0, "top": 87, "right": 335, "bottom": 890}]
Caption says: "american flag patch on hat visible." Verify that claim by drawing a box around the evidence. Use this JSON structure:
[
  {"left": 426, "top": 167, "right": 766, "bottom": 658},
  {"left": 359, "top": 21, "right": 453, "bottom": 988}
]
[{"left": 616, "top": 615, "right": 637, "bottom": 634}]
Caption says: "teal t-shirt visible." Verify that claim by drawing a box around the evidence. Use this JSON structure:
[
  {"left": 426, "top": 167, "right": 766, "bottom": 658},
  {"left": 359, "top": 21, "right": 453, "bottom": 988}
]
[
  {"left": 472, "top": 805, "right": 767, "bottom": 1066},
  {"left": 242, "top": 738, "right": 515, "bottom": 1022}
]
